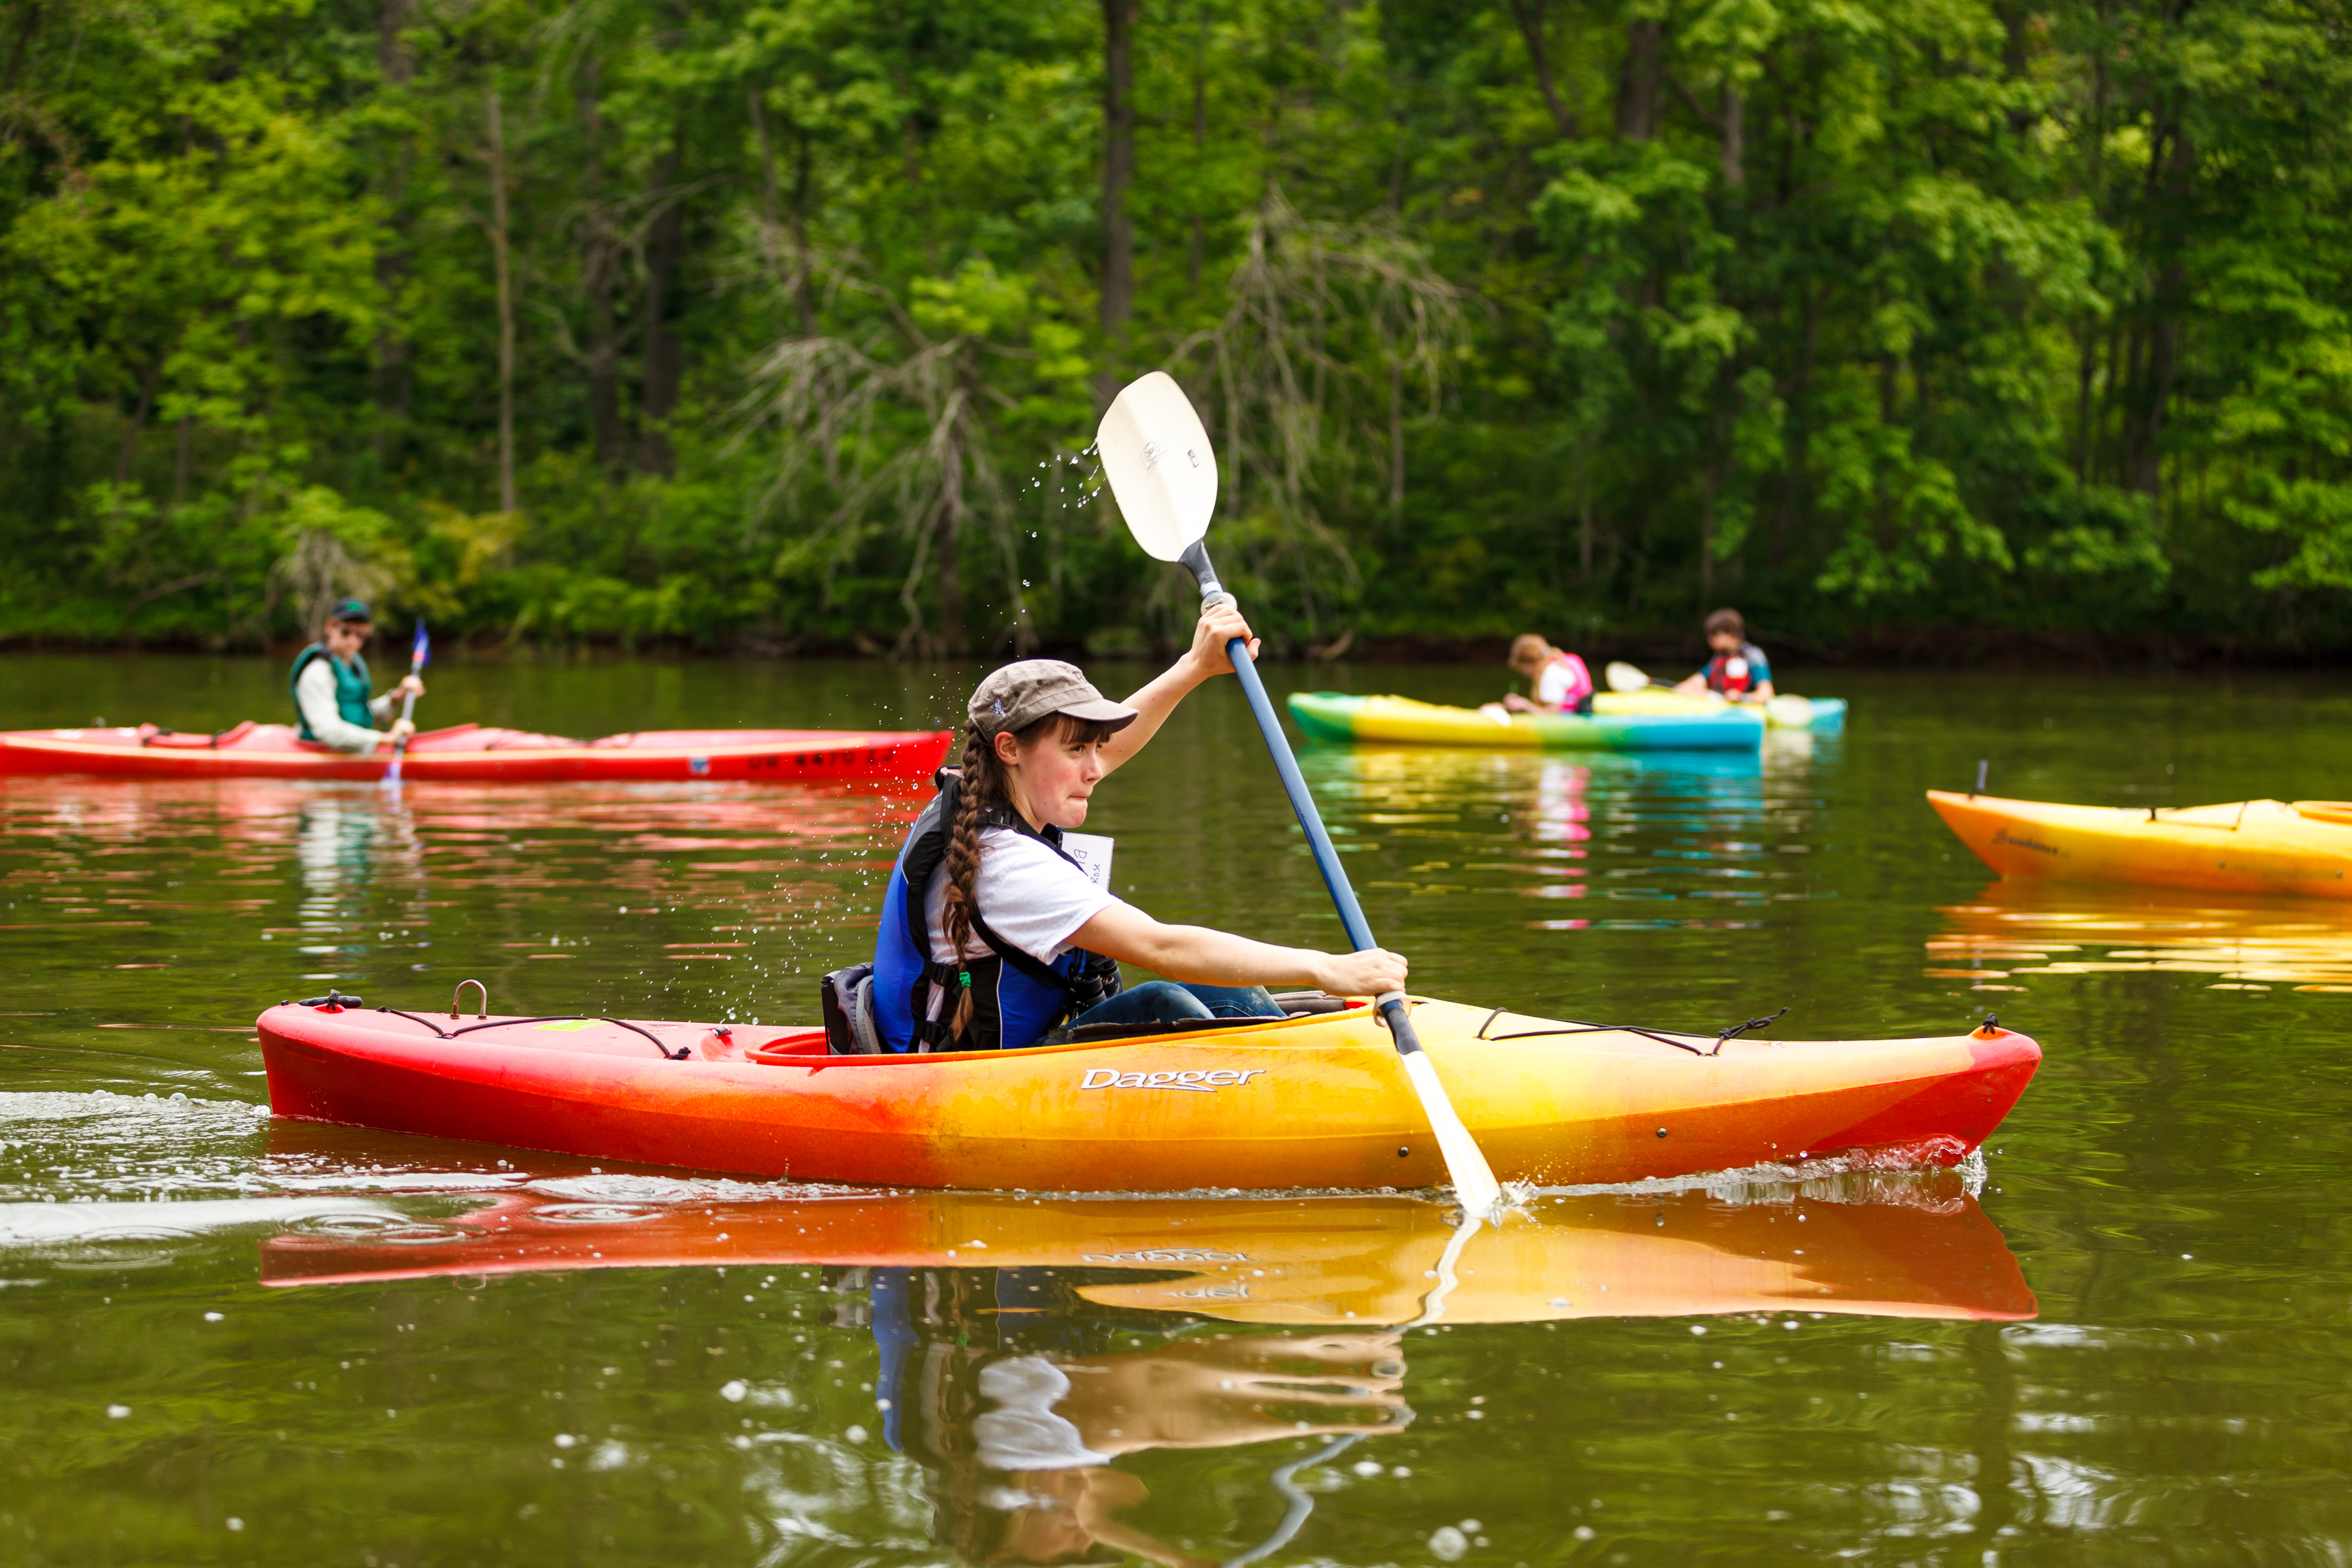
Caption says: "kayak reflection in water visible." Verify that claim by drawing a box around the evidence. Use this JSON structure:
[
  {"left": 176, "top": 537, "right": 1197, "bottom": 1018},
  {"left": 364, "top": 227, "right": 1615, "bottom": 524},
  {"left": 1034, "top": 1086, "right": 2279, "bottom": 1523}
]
[
  {"left": 850, "top": 602, "right": 1407, "bottom": 1054},
  {"left": 288, "top": 597, "right": 424, "bottom": 753},
  {"left": 865, "top": 1266, "right": 1409, "bottom": 1567}
]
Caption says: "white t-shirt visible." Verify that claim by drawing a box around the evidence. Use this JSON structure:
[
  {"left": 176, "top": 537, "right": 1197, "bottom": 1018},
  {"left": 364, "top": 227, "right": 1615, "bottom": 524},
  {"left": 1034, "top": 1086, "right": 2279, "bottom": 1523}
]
[
  {"left": 1533, "top": 653, "right": 1589, "bottom": 710},
  {"left": 922, "top": 826, "right": 1124, "bottom": 966}
]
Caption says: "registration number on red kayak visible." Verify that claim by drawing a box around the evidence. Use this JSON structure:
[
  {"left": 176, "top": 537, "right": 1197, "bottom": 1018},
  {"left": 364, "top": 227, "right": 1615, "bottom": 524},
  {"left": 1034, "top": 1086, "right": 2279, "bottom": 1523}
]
[{"left": 1078, "top": 1067, "right": 1269, "bottom": 1092}]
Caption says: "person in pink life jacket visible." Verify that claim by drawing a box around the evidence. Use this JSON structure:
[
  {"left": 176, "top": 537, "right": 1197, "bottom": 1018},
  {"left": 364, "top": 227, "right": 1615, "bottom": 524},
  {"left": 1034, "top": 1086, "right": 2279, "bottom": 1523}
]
[
  {"left": 1500, "top": 634, "right": 1596, "bottom": 715},
  {"left": 1674, "top": 607, "right": 1776, "bottom": 703}
]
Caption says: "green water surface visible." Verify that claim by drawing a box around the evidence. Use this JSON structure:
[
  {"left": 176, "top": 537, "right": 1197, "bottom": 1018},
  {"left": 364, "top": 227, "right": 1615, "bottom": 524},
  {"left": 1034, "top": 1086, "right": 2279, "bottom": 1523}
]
[{"left": 3, "top": 653, "right": 2349, "bottom": 1565}]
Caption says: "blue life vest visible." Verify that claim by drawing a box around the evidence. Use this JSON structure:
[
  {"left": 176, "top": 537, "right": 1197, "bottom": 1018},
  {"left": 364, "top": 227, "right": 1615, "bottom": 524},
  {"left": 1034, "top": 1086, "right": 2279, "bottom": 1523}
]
[
  {"left": 289, "top": 644, "right": 374, "bottom": 740},
  {"left": 870, "top": 772, "right": 1121, "bottom": 1054}
]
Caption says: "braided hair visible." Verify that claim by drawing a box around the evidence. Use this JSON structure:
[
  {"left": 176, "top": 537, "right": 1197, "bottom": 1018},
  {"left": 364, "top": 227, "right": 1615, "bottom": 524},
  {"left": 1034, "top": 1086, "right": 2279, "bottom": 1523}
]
[{"left": 938, "top": 712, "right": 1124, "bottom": 964}]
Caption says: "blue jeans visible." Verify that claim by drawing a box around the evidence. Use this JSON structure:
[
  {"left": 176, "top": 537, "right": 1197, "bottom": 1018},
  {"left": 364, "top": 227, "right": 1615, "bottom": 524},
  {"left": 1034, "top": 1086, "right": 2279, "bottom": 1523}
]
[{"left": 1067, "top": 980, "right": 1283, "bottom": 1031}]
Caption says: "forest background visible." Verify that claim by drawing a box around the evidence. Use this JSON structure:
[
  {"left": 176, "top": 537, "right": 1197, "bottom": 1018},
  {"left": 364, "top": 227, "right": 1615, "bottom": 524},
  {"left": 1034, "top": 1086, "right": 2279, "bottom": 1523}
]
[{"left": 5, "top": 0, "right": 2352, "bottom": 662}]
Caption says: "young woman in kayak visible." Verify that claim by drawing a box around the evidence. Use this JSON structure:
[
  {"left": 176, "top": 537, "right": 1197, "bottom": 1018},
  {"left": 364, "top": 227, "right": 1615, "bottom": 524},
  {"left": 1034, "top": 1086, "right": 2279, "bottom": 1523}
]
[
  {"left": 289, "top": 598, "right": 425, "bottom": 753},
  {"left": 865, "top": 604, "right": 1407, "bottom": 1054}
]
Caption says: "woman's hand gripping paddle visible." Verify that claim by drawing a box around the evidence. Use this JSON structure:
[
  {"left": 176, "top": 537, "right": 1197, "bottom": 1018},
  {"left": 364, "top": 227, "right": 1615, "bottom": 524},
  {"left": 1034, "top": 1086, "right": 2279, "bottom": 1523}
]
[
  {"left": 383, "top": 621, "right": 429, "bottom": 788},
  {"left": 1094, "top": 371, "right": 1504, "bottom": 1220}
]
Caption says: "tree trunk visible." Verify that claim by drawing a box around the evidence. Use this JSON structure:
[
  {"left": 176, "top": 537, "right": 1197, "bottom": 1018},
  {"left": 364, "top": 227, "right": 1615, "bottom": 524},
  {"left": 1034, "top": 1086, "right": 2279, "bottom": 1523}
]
[
  {"left": 1578, "top": 442, "right": 1594, "bottom": 577},
  {"left": 3, "top": 3, "right": 44, "bottom": 98},
  {"left": 1098, "top": 0, "right": 1137, "bottom": 406},
  {"left": 938, "top": 428, "right": 967, "bottom": 655},
  {"left": 749, "top": 90, "right": 817, "bottom": 338},
  {"left": 1615, "top": 19, "right": 1663, "bottom": 142},
  {"left": 1388, "top": 350, "right": 1405, "bottom": 524},
  {"left": 2125, "top": 118, "right": 2193, "bottom": 498},
  {"left": 486, "top": 88, "right": 517, "bottom": 514},
  {"left": 1507, "top": 0, "right": 1578, "bottom": 137},
  {"left": 751, "top": 88, "right": 781, "bottom": 282},
  {"left": 580, "top": 62, "right": 623, "bottom": 471},
  {"left": 1720, "top": 83, "right": 1743, "bottom": 186},
  {"left": 372, "top": 0, "right": 416, "bottom": 457},
  {"left": 2073, "top": 327, "right": 2096, "bottom": 482},
  {"left": 638, "top": 142, "right": 686, "bottom": 477},
  {"left": 1699, "top": 466, "right": 1718, "bottom": 605},
  {"left": 115, "top": 355, "right": 163, "bottom": 488},
  {"left": 1188, "top": 1, "right": 1207, "bottom": 289},
  {"left": 792, "top": 133, "right": 815, "bottom": 337}
]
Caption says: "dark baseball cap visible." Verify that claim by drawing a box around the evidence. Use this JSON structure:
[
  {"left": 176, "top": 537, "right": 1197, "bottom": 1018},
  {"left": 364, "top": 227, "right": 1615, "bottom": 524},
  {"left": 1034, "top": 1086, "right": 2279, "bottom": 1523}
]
[
  {"left": 968, "top": 660, "right": 1138, "bottom": 738},
  {"left": 328, "top": 598, "right": 373, "bottom": 624}
]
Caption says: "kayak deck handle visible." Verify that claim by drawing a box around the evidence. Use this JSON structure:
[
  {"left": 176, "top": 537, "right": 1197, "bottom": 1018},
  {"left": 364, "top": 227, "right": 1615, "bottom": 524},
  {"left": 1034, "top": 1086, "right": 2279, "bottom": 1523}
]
[{"left": 450, "top": 979, "right": 488, "bottom": 1020}]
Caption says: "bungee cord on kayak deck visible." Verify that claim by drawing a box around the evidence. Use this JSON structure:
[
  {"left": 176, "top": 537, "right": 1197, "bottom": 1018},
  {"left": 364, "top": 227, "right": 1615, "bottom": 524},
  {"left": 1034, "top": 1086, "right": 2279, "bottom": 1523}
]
[
  {"left": 1471, "top": 1004, "right": 1790, "bottom": 1059},
  {"left": 320, "top": 998, "right": 695, "bottom": 1060}
]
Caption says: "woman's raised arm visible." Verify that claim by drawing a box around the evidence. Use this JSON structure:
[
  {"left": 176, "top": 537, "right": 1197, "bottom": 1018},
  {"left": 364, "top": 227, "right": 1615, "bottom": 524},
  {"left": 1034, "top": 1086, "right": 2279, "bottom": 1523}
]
[{"left": 1095, "top": 601, "right": 1260, "bottom": 776}]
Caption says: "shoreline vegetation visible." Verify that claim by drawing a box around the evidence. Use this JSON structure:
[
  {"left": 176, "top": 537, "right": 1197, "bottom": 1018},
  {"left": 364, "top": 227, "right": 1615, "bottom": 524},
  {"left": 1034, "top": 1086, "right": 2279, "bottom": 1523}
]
[{"left": 5, "top": 1, "right": 2351, "bottom": 661}]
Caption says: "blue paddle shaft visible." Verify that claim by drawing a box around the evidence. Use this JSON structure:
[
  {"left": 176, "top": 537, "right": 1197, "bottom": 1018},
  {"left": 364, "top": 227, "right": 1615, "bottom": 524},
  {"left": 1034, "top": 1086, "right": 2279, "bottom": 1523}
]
[{"left": 1182, "top": 541, "right": 1422, "bottom": 1054}]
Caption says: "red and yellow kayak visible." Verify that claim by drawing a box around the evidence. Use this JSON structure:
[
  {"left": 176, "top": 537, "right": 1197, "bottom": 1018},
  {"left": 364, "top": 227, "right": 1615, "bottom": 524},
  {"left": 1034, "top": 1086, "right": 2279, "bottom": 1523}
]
[
  {"left": 1929, "top": 790, "right": 2352, "bottom": 898},
  {"left": 257, "top": 994, "right": 2038, "bottom": 1193},
  {"left": 0, "top": 721, "right": 951, "bottom": 785},
  {"left": 258, "top": 1183, "right": 2036, "bottom": 1324}
]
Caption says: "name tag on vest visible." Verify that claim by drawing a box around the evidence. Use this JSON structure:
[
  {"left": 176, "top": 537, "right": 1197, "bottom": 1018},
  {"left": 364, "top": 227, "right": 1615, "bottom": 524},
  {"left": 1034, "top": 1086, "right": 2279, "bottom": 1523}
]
[{"left": 1060, "top": 833, "right": 1115, "bottom": 889}]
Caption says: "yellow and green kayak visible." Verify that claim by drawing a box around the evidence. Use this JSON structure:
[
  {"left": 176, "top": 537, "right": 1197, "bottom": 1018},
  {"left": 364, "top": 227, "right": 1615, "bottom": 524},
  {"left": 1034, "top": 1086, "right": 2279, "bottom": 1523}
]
[{"left": 1287, "top": 691, "right": 1766, "bottom": 751}]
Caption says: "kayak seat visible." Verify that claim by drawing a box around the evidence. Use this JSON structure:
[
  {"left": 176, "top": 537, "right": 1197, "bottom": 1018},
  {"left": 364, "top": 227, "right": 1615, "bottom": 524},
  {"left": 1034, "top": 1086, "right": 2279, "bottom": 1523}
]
[{"left": 819, "top": 963, "right": 881, "bottom": 1054}]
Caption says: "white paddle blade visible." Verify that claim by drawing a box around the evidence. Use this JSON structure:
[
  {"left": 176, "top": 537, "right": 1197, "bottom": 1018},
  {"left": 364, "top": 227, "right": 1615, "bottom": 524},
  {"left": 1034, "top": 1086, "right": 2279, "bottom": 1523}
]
[
  {"left": 1766, "top": 693, "right": 1814, "bottom": 728},
  {"left": 1094, "top": 371, "right": 1218, "bottom": 562},
  {"left": 1399, "top": 1049, "right": 1505, "bottom": 1218},
  {"left": 1605, "top": 660, "right": 1650, "bottom": 694}
]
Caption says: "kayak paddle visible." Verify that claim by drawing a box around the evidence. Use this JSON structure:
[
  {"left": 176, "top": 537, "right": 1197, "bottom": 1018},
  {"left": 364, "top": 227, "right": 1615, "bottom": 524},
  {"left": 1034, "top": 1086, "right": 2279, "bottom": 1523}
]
[
  {"left": 1094, "top": 370, "right": 1505, "bottom": 1220},
  {"left": 383, "top": 619, "right": 429, "bottom": 787},
  {"left": 1604, "top": 660, "right": 1651, "bottom": 694}
]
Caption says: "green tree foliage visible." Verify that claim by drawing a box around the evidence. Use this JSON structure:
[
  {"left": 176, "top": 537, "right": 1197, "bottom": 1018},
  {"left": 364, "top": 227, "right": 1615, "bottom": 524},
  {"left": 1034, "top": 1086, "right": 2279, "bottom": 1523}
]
[{"left": 3, "top": 0, "right": 2349, "bottom": 652}]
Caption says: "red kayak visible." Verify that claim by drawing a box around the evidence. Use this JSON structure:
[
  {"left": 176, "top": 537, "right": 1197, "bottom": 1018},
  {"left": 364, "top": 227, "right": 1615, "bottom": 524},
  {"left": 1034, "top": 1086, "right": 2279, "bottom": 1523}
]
[{"left": 0, "top": 721, "right": 951, "bottom": 785}]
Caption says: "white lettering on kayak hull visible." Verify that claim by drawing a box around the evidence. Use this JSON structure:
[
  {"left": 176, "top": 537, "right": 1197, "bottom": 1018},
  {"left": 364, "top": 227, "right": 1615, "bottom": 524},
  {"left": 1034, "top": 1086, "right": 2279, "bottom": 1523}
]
[{"left": 1077, "top": 1067, "right": 1270, "bottom": 1092}]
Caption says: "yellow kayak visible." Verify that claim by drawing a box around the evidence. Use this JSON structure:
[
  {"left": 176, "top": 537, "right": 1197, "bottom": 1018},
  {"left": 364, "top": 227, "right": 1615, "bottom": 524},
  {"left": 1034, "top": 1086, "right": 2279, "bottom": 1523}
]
[{"left": 1929, "top": 791, "right": 2352, "bottom": 898}]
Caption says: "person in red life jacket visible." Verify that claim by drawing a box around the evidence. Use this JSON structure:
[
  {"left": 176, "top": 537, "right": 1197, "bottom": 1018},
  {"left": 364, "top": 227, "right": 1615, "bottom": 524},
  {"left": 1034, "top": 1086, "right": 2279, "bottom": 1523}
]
[
  {"left": 858, "top": 602, "right": 1408, "bottom": 1054},
  {"left": 1501, "top": 634, "right": 1595, "bottom": 715},
  {"left": 1674, "top": 608, "right": 1776, "bottom": 703},
  {"left": 288, "top": 598, "right": 425, "bottom": 753}
]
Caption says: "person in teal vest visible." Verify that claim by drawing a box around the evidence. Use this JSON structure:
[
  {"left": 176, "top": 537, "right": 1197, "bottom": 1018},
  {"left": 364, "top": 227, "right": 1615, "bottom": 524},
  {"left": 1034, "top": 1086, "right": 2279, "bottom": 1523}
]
[{"left": 289, "top": 598, "right": 424, "bottom": 753}]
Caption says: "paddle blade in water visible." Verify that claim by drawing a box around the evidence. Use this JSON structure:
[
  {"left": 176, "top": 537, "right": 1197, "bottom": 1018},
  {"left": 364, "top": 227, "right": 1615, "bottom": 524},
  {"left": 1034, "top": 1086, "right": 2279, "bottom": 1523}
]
[
  {"left": 1766, "top": 693, "right": 1814, "bottom": 728},
  {"left": 1095, "top": 371, "right": 1218, "bottom": 561},
  {"left": 1605, "top": 661, "right": 1650, "bottom": 694}
]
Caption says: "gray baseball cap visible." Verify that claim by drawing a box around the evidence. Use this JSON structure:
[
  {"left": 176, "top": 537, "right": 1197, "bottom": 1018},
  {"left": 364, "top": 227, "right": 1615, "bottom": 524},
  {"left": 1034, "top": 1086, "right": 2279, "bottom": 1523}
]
[{"left": 968, "top": 660, "right": 1139, "bottom": 737}]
